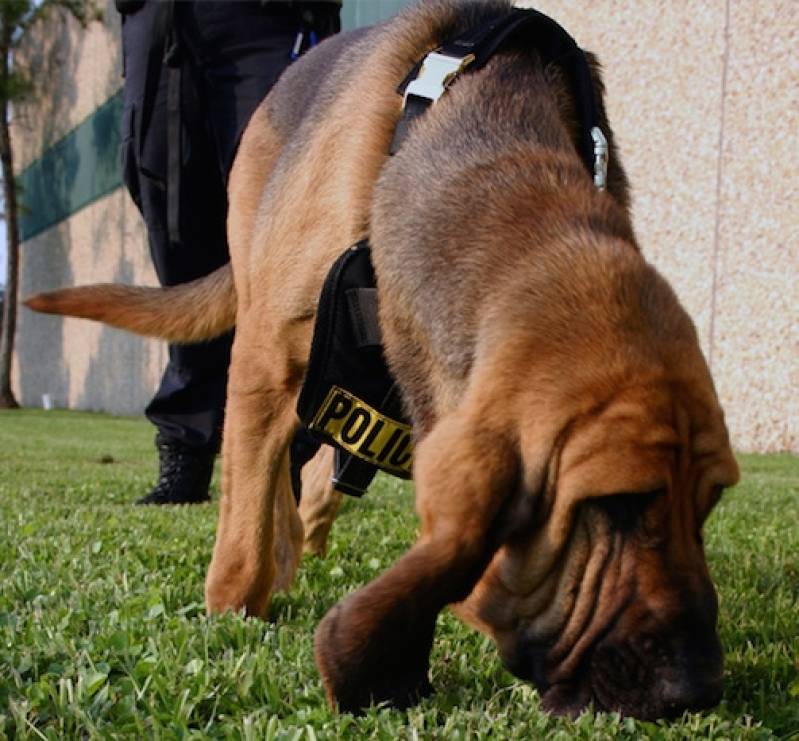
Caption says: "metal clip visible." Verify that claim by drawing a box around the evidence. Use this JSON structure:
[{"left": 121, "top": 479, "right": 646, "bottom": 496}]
[
  {"left": 403, "top": 51, "right": 475, "bottom": 108},
  {"left": 591, "top": 126, "right": 608, "bottom": 191},
  {"left": 291, "top": 32, "right": 304, "bottom": 61}
]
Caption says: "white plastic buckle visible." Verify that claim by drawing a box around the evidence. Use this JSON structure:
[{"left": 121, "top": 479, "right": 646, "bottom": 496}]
[
  {"left": 403, "top": 51, "right": 475, "bottom": 108},
  {"left": 591, "top": 126, "right": 608, "bottom": 191}
]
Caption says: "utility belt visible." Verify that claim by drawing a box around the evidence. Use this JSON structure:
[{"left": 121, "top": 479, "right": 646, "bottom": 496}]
[{"left": 297, "top": 6, "right": 609, "bottom": 499}]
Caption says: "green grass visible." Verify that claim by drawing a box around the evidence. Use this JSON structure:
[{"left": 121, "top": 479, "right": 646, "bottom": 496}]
[{"left": 1, "top": 409, "right": 797, "bottom": 739}]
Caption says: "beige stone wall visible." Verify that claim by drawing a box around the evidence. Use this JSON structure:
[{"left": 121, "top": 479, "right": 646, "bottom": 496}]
[
  {"left": 521, "top": 0, "right": 798, "bottom": 452},
  {"left": 13, "top": 0, "right": 123, "bottom": 170},
  {"left": 12, "top": 0, "right": 164, "bottom": 415},
  {"left": 13, "top": 1, "right": 798, "bottom": 451},
  {"left": 15, "top": 190, "right": 165, "bottom": 416}
]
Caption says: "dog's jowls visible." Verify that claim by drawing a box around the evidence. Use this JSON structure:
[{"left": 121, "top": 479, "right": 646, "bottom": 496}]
[{"left": 26, "top": 0, "right": 739, "bottom": 719}]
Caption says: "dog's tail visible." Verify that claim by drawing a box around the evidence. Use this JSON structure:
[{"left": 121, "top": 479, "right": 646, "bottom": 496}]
[{"left": 24, "top": 264, "right": 236, "bottom": 343}]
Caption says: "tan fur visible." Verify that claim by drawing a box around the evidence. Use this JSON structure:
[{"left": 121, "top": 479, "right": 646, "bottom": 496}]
[
  {"left": 298, "top": 446, "right": 342, "bottom": 556},
  {"left": 25, "top": 0, "right": 739, "bottom": 719},
  {"left": 24, "top": 265, "right": 235, "bottom": 343}
]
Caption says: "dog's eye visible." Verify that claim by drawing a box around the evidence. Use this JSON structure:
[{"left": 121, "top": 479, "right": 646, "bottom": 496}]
[{"left": 592, "top": 489, "right": 666, "bottom": 533}]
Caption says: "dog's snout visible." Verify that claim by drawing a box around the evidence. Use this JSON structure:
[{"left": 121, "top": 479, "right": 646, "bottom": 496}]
[
  {"left": 659, "top": 673, "right": 724, "bottom": 717},
  {"left": 656, "top": 618, "right": 724, "bottom": 715},
  {"left": 593, "top": 642, "right": 648, "bottom": 692},
  {"left": 589, "top": 614, "right": 724, "bottom": 718}
]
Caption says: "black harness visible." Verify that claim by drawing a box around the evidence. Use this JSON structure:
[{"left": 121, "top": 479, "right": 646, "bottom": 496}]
[
  {"left": 296, "top": 7, "right": 608, "bottom": 497},
  {"left": 296, "top": 241, "right": 412, "bottom": 497}
]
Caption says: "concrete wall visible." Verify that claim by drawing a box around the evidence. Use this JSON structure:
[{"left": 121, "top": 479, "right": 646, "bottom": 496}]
[
  {"left": 519, "top": 0, "right": 798, "bottom": 452},
  {"left": 12, "top": 1, "right": 798, "bottom": 451},
  {"left": 13, "top": 0, "right": 165, "bottom": 416}
]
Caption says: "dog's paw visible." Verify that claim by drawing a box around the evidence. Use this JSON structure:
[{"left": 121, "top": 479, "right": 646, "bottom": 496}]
[
  {"left": 314, "top": 600, "right": 434, "bottom": 713},
  {"left": 204, "top": 559, "right": 273, "bottom": 618}
]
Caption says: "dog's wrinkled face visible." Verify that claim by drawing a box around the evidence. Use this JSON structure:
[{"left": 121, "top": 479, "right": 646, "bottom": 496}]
[{"left": 455, "top": 383, "right": 740, "bottom": 719}]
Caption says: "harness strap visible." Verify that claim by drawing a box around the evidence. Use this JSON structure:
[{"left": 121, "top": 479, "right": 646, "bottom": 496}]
[
  {"left": 346, "top": 287, "right": 382, "bottom": 348},
  {"left": 390, "top": 7, "right": 605, "bottom": 185}
]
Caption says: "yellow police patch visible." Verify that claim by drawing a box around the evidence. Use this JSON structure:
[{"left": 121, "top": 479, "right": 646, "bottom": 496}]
[{"left": 310, "top": 386, "right": 413, "bottom": 477}]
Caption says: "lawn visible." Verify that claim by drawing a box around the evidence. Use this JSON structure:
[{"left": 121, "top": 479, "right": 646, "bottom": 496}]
[{"left": 0, "top": 409, "right": 797, "bottom": 739}]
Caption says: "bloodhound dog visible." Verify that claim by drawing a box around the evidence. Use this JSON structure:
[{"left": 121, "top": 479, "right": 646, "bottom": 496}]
[{"left": 27, "top": 0, "right": 740, "bottom": 719}]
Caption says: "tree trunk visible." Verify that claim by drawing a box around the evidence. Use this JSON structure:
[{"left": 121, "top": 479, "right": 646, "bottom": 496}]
[{"left": 0, "top": 43, "right": 20, "bottom": 408}]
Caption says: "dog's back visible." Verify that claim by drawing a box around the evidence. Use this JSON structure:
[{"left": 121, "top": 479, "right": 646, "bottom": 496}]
[
  {"left": 245, "top": 0, "right": 638, "bottom": 431},
  {"left": 227, "top": 1, "right": 639, "bottom": 429},
  {"left": 369, "top": 39, "right": 636, "bottom": 426}
]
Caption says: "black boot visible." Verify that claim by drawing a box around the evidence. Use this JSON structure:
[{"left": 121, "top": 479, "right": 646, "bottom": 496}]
[{"left": 136, "top": 433, "right": 216, "bottom": 505}]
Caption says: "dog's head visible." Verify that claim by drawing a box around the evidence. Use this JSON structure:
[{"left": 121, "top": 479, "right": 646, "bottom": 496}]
[{"left": 455, "top": 355, "right": 739, "bottom": 719}]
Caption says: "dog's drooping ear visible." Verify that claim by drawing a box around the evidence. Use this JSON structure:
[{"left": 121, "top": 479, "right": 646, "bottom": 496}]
[{"left": 314, "top": 411, "right": 520, "bottom": 712}]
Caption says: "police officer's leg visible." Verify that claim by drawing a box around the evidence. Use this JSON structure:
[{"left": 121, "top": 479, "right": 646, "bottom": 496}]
[
  {"left": 121, "top": 4, "right": 230, "bottom": 505},
  {"left": 140, "top": 85, "right": 233, "bottom": 504}
]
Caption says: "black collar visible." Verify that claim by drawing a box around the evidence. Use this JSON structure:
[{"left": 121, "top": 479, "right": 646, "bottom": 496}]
[{"left": 389, "top": 7, "right": 608, "bottom": 189}]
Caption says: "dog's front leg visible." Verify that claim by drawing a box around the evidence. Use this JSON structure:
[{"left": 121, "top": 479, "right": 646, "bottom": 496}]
[
  {"left": 314, "top": 412, "right": 518, "bottom": 712},
  {"left": 204, "top": 320, "right": 301, "bottom": 618}
]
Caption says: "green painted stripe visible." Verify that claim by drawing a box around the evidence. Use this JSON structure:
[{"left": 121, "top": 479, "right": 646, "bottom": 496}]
[
  {"left": 17, "top": 1, "right": 414, "bottom": 241},
  {"left": 18, "top": 90, "right": 123, "bottom": 241},
  {"left": 341, "top": 0, "right": 410, "bottom": 30}
]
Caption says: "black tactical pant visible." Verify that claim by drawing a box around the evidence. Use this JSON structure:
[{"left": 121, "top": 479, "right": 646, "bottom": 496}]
[{"left": 120, "top": 1, "right": 339, "bottom": 449}]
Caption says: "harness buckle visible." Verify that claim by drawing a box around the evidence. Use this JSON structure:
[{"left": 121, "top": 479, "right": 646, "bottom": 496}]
[
  {"left": 591, "top": 126, "right": 609, "bottom": 191},
  {"left": 403, "top": 51, "right": 475, "bottom": 108}
]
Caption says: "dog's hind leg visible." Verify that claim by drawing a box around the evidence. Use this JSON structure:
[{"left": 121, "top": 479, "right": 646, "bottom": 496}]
[
  {"left": 272, "top": 447, "right": 306, "bottom": 591},
  {"left": 298, "top": 446, "right": 342, "bottom": 557},
  {"left": 314, "top": 405, "right": 520, "bottom": 711}
]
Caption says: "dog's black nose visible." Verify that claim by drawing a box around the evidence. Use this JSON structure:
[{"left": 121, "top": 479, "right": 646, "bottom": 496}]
[
  {"left": 659, "top": 673, "right": 723, "bottom": 716},
  {"left": 657, "top": 616, "right": 724, "bottom": 715},
  {"left": 591, "top": 622, "right": 724, "bottom": 718}
]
